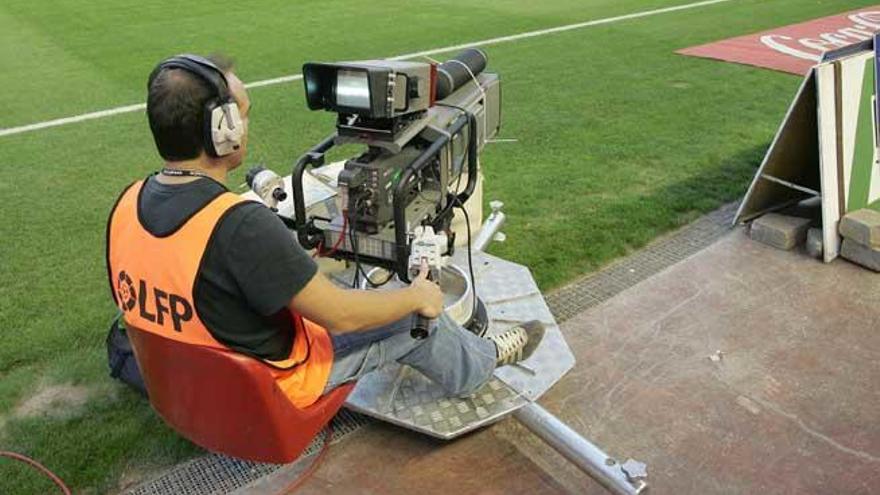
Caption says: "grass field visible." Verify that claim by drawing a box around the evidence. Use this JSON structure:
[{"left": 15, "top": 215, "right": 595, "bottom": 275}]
[{"left": 0, "top": 0, "right": 874, "bottom": 492}]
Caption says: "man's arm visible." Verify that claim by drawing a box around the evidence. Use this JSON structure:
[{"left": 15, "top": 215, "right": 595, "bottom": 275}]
[
  {"left": 289, "top": 263, "right": 443, "bottom": 334},
  {"left": 218, "top": 203, "right": 442, "bottom": 334}
]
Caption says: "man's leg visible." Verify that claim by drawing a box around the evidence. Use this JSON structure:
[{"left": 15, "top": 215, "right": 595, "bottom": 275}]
[
  {"left": 328, "top": 316, "right": 413, "bottom": 358},
  {"left": 324, "top": 312, "right": 496, "bottom": 397},
  {"left": 324, "top": 316, "right": 417, "bottom": 391},
  {"left": 397, "top": 312, "right": 496, "bottom": 396}
]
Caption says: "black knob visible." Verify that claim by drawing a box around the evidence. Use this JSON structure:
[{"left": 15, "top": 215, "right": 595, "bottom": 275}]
[
  {"left": 272, "top": 188, "right": 288, "bottom": 201},
  {"left": 411, "top": 316, "right": 430, "bottom": 339}
]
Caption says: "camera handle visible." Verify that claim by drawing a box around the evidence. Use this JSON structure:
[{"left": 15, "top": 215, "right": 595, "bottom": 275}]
[
  {"left": 411, "top": 304, "right": 432, "bottom": 339},
  {"left": 407, "top": 226, "right": 447, "bottom": 339},
  {"left": 291, "top": 134, "right": 337, "bottom": 250}
]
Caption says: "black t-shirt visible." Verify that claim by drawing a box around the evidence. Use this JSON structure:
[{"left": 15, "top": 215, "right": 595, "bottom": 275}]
[{"left": 131, "top": 175, "right": 318, "bottom": 361}]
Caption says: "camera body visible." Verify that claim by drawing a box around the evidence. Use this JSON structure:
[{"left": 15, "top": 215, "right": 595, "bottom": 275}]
[{"left": 292, "top": 50, "right": 501, "bottom": 280}]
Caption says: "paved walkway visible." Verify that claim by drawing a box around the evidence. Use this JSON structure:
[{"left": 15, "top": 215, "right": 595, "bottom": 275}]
[{"left": 240, "top": 230, "right": 880, "bottom": 494}]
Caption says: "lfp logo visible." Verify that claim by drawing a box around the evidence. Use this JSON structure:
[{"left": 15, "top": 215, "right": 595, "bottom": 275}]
[
  {"left": 115, "top": 270, "right": 194, "bottom": 332},
  {"left": 116, "top": 271, "right": 137, "bottom": 311}
]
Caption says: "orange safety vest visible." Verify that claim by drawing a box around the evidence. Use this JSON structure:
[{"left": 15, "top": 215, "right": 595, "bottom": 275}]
[{"left": 106, "top": 179, "right": 333, "bottom": 408}]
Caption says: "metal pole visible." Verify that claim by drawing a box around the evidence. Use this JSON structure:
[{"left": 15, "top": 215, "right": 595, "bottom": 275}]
[
  {"left": 473, "top": 200, "right": 506, "bottom": 252},
  {"left": 513, "top": 402, "right": 648, "bottom": 495}
]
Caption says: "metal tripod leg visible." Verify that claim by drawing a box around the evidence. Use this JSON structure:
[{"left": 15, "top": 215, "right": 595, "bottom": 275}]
[{"left": 513, "top": 402, "right": 648, "bottom": 494}]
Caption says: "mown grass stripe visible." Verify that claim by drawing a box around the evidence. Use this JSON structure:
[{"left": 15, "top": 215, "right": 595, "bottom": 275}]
[{"left": 0, "top": 0, "right": 734, "bottom": 139}]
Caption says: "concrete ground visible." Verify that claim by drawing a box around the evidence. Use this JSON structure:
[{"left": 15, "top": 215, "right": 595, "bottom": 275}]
[{"left": 240, "top": 229, "right": 880, "bottom": 494}]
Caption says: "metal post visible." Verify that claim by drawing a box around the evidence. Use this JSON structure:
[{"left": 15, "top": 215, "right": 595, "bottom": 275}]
[
  {"left": 473, "top": 200, "right": 506, "bottom": 252},
  {"left": 513, "top": 402, "right": 648, "bottom": 494}
]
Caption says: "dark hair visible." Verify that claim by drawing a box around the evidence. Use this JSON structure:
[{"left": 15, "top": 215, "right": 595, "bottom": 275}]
[{"left": 146, "top": 55, "right": 234, "bottom": 161}]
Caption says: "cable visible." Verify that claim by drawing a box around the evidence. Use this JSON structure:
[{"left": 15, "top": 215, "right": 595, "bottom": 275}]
[
  {"left": 363, "top": 268, "right": 395, "bottom": 288},
  {"left": 434, "top": 102, "right": 472, "bottom": 198},
  {"left": 434, "top": 58, "right": 487, "bottom": 144},
  {"left": 343, "top": 204, "right": 397, "bottom": 288},
  {"left": 446, "top": 58, "right": 487, "bottom": 102},
  {"left": 432, "top": 103, "right": 470, "bottom": 223},
  {"left": 452, "top": 195, "right": 479, "bottom": 334},
  {"left": 434, "top": 103, "right": 479, "bottom": 330},
  {"left": 312, "top": 209, "right": 390, "bottom": 286},
  {"left": 313, "top": 214, "right": 348, "bottom": 259},
  {"left": 354, "top": 256, "right": 394, "bottom": 287},
  {"left": 0, "top": 451, "right": 71, "bottom": 495},
  {"left": 347, "top": 209, "right": 366, "bottom": 288},
  {"left": 280, "top": 424, "right": 333, "bottom": 494}
]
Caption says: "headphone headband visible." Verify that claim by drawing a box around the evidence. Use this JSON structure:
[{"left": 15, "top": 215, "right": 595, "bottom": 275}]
[{"left": 148, "top": 54, "right": 232, "bottom": 103}]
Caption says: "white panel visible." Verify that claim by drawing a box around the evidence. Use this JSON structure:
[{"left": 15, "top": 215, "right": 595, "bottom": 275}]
[
  {"left": 816, "top": 63, "right": 842, "bottom": 262},
  {"left": 838, "top": 52, "right": 871, "bottom": 205}
]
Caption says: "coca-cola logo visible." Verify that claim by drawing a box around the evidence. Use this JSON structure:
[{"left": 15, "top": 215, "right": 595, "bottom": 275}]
[
  {"left": 760, "top": 12, "right": 880, "bottom": 62},
  {"left": 679, "top": 9, "right": 880, "bottom": 75}
]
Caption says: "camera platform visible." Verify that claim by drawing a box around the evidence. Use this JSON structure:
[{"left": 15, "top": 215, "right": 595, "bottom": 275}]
[{"left": 339, "top": 249, "right": 576, "bottom": 439}]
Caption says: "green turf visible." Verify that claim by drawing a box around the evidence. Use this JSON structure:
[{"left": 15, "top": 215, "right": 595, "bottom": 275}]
[
  {"left": 1, "top": 0, "right": 874, "bottom": 492},
  {"left": 0, "top": 0, "right": 683, "bottom": 129}
]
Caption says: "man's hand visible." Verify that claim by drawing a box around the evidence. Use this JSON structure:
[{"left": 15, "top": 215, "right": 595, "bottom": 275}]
[
  {"left": 410, "top": 259, "right": 443, "bottom": 319},
  {"left": 291, "top": 259, "right": 444, "bottom": 334}
]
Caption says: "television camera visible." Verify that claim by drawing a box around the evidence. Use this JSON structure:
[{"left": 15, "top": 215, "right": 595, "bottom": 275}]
[{"left": 289, "top": 49, "right": 501, "bottom": 284}]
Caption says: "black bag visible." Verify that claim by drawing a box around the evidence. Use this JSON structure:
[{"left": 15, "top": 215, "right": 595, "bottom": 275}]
[{"left": 106, "top": 314, "right": 148, "bottom": 397}]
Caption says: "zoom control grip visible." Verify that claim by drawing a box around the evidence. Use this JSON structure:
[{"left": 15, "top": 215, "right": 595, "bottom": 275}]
[
  {"left": 411, "top": 270, "right": 435, "bottom": 340},
  {"left": 407, "top": 226, "right": 446, "bottom": 340},
  {"left": 411, "top": 315, "right": 431, "bottom": 340}
]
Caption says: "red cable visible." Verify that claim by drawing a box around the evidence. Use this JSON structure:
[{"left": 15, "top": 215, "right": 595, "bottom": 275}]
[
  {"left": 313, "top": 212, "right": 348, "bottom": 259},
  {"left": 0, "top": 428, "right": 333, "bottom": 495},
  {"left": 282, "top": 423, "right": 333, "bottom": 494},
  {"left": 311, "top": 240, "right": 324, "bottom": 258},
  {"left": 1, "top": 430, "right": 331, "bottom": 495},
  {"left": 0, "top": 451, "right": 71, "bottom": 495}
]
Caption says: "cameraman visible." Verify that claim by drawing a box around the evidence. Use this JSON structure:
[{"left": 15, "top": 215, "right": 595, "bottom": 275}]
[{"left": 106, "top": 54, "right": 543, "bottom": 409}]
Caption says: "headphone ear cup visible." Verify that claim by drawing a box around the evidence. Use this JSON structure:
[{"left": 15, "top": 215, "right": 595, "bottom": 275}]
[
  {"left": 207, "top": 101, "right": 243, "bottom": 157},
  {"left": 203, "top": 100, "right": 220, "bottom": 157},
  {"left": 225, "top": 103, "right": 244, "bottom": 147}
]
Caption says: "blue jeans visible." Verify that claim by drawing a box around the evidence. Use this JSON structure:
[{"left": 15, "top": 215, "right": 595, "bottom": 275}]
[{"left": 325, "top": 312, "right": 496, "bottom": 397}]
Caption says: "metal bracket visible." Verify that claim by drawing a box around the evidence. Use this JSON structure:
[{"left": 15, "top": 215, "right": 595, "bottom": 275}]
[
  {"left": 513, "top": 402, "right": 648, "bottom": 495},
  {"left": 621, "top": 459, "right": 648, "bottom": 484}
]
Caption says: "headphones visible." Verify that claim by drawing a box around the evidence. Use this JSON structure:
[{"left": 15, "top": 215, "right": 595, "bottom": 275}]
[{"left": 148, "top": 54, "right": 244, "bottom": 157}]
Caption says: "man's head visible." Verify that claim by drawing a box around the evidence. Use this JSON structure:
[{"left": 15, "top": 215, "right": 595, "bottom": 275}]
[{"left": 146, "top": 54, "right": 250, "bottom": 170}]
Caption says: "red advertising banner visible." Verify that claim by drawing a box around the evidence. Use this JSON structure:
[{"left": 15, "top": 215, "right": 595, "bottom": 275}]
[{"left": 678, "top": 7, "right": 880, "bottom": 75}]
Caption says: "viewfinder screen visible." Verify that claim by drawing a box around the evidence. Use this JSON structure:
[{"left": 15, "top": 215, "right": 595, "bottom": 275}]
[{"left": 336, "top": 69, "right": 370, "bottom": 109}]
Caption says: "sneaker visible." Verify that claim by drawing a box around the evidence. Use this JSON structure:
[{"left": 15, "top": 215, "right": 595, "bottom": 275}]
[{"left": 486, "top": 320, "right": 545, "bottom": 366}]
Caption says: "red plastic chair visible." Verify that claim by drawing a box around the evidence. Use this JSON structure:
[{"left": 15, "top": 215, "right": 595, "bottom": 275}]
[{"left": 127, "top": 325, "right": 353, "bottom": 463}]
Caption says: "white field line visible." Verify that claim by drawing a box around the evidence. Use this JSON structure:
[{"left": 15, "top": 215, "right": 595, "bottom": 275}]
[{"left": 0, "top": 0, "right": 734, "bottom": 138}]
